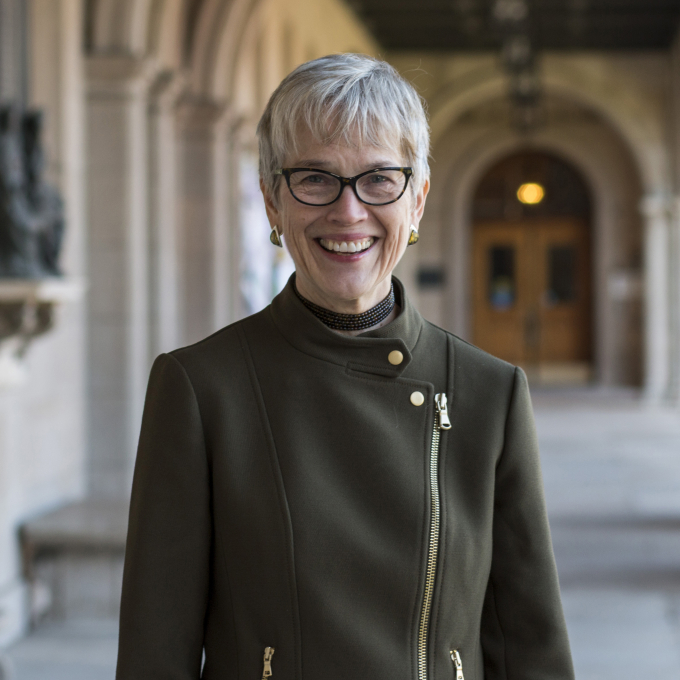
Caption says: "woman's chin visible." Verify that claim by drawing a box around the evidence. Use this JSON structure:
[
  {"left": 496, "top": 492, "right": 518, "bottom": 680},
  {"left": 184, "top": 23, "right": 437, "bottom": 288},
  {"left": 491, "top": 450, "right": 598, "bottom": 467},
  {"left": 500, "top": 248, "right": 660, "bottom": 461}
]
[{"left": 305, "top": 272, "right": 386, "bottom": 309}]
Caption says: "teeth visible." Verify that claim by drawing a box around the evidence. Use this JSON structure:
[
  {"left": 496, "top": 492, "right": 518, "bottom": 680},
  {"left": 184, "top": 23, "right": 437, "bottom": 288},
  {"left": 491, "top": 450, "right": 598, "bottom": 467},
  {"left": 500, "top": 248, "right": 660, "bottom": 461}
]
[{"left": 320, "top": 237, "right": 374, "bottom": 253}]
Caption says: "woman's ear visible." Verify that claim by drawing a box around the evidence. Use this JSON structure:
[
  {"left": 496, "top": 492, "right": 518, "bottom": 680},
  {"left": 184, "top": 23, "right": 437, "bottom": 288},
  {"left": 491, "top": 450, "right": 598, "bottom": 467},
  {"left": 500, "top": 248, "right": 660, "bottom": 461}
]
[
  {"left": 260, "top": 177, "right": 282, "bottom": 228},
  {"left": 411, "top": 178, "right": 430, "bottom": 227}
]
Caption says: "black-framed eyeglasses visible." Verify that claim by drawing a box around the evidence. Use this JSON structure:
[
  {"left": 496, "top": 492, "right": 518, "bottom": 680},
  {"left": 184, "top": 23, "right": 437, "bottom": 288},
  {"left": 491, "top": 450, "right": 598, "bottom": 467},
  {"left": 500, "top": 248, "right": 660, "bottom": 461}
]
[{"left": 275, "top": 167, "right": 413, "bottom": 206}]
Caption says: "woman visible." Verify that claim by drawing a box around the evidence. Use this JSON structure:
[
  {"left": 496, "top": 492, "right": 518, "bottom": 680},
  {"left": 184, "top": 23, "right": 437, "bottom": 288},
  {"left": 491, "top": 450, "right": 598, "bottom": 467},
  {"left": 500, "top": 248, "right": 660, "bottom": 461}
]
[{"left": 116, "top": 54, "right": 574, "bottom": 680}]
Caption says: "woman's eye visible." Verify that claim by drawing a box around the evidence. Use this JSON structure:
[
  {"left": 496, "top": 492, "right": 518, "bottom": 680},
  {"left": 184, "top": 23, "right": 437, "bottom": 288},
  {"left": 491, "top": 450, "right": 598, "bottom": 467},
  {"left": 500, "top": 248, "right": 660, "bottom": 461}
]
[
  {"left": 368, "top": 174, "right": 392, "bottom": 184},
  {"left": 302, "top": 174, "right": 329, "bottom": 185}
]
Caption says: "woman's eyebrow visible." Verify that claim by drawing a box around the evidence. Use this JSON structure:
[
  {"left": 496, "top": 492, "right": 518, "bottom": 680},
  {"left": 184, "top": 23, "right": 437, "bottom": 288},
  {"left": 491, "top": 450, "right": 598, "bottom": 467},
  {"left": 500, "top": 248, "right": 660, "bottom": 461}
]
[
  {"left": 293, "top": 159, "right": 329, "bottom": 167},
  {"left": 362, "top": 160, "right": 399, "bottom": 170},
  {"left": 291, "top": 159, "right": 399, "bottom": 171}
]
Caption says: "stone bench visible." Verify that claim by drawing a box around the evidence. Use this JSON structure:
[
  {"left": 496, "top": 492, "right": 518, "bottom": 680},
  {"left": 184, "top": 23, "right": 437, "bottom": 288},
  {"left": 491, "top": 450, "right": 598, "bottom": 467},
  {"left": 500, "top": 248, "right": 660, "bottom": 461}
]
[{"left": 21, "top": 500, "right": 128, "bottom": 623}]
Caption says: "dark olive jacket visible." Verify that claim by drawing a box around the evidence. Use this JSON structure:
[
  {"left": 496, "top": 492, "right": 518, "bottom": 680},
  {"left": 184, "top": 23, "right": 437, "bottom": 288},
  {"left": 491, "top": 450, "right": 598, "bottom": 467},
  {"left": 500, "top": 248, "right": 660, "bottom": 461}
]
[{"left": 116, "top": 276, "right": 574, "bottom": 680}]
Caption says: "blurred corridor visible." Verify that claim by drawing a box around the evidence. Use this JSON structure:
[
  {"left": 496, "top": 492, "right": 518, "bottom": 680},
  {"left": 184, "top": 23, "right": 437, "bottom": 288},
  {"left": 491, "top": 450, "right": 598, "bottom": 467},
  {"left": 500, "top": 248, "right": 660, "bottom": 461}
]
[
  {"left": 536, "top": 390, "right": 680, "bottom": 679},
  {"left": 5, "top": 388, "right": 680, "bottom": 679}
]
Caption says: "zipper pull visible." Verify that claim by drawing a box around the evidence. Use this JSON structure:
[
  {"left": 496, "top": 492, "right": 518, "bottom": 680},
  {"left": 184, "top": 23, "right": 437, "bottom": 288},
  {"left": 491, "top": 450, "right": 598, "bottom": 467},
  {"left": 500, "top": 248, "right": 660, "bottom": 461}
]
[
  {"left": 450, "top": 650, "right": 464, "bottom": 680},
  {"left": 262, "top": 647, "right": 275, "bottom": 679},
  {"left": 435, "top": 393, "right": 452, "bottom": 430}
]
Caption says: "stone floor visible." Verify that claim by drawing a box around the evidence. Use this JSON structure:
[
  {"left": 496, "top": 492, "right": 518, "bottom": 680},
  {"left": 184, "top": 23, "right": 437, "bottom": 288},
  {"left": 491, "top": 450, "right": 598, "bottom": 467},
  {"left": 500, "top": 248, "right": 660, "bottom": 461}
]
[
  {"left": 534, "top": 388, "right": 680, "bottom": 680},
  {"left": 1, "top": 619, "right": 118, "bottom": 680},
  {"left": 4, "top": 387, "right": 680, "bottom": 679}
]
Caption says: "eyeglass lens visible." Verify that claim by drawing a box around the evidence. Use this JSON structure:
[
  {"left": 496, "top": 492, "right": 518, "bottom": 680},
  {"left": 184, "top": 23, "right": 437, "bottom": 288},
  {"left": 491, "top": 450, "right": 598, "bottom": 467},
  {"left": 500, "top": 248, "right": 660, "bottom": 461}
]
[{"left": 288, "top": 170, "right": 407, "bottom": 205}]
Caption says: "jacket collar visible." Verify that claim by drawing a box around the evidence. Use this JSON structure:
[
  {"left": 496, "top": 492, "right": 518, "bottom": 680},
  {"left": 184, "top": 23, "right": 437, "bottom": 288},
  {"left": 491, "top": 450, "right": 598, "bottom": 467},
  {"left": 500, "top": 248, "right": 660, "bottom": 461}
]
[{"left": 269, "top": 274, "right": 423, "bottom": 378}]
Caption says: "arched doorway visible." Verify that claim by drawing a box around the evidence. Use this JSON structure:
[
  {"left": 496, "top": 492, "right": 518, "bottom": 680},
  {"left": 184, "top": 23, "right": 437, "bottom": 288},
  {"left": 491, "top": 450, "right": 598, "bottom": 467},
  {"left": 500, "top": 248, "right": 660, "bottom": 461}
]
[{"left": 471, "top": 151, "right": 593, "bottom": 383}]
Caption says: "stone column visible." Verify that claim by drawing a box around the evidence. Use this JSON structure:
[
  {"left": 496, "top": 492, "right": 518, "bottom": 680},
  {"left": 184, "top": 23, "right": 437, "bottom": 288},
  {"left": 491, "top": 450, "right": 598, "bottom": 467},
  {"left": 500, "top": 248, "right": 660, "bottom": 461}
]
[
  {"left": 0, "top": 0, "right": 28, "bottom": 105},
  {"left": 211, "top": 111, "right": 233, "bottom": 332},
  {"left": 175, "top": 98, "right": 229, "bottom": 346},
  {"left": 230, "top": 116, "right": 278, "bottom": 321},
  {"left": 666, "top": 196, "right": 680, "bottom": 404},
  {"left": 640, "top": 194, "right": 671, "bottom": 403},
  {"left": 668, "top": 32, "right": 680, "bottom": 405},
  {"left": 148, "top": 72, "right": 185, "bottom": 359},
  {"left": 229, "top": 116, "right": 256, "bottom": 323},
  {"left": 86, "top": 56, "right": 153, "bottom": 498}
]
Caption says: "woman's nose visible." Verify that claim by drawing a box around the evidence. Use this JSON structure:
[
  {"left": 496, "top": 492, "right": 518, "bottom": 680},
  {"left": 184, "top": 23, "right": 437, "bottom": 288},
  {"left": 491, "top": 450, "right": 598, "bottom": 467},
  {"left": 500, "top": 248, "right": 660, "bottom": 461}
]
[{"left": 327, "top": 183, "right": 369, "bottom": 223}]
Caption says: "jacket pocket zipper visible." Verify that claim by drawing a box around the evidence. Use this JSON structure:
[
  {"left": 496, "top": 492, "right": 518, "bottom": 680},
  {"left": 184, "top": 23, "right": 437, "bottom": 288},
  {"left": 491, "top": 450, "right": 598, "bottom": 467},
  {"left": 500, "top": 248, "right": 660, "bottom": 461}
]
[
  {"left": 417, "top": 393, "right": 452, "bottom": 680},
  {"left": 261, "top": 647, "right": 275, "bottom": 679},
  {"left": 450, "top": 650, "right": 464, "bottom": 680}
]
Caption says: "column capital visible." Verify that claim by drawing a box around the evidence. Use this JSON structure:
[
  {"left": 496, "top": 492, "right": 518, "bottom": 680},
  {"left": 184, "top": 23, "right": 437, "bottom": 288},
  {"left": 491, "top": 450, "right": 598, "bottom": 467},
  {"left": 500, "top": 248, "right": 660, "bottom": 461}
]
[
  {"left": 176, "top": 96, "right": 230, "bottom": 131},
  {"left": 148, "top": 70, "right": 188, "bottom": 113},
  {"left": 86, "top": 54, "right": 158, "bottom": 97},
  {"left": 230, "top": 115, "right": 260, "bottom": 152}
]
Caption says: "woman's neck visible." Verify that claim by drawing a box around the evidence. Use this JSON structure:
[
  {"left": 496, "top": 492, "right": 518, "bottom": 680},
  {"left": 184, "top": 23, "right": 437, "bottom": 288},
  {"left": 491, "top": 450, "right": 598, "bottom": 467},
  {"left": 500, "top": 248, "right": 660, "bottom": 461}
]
[
  {"left": 333, "top": 304, "right": 401, "bottom": 337},
  {"left": 295, "top": 275, "right": 392, "bottom": 315},
  {"left": 293, "top": 275, "right": 399, "bottom": 335}
]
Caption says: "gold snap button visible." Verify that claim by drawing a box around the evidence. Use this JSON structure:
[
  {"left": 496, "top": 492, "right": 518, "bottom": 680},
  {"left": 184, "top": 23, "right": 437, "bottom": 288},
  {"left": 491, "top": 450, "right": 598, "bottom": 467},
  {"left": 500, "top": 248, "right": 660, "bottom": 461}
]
[
  {"left": 388, "top": 350, "right": 404, "bottom": 366},
  {"left": 410, "top": 391, "right": 425, "bottom": 407}
]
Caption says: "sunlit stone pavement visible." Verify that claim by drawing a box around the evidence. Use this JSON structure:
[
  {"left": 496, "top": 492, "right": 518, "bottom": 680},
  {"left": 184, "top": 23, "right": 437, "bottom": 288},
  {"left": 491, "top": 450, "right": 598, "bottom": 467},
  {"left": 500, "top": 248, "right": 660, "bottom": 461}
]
[
  {"left": 535, "top": 388, "right": 680, "bottom": 680},
  {"left": 2, "top": 619, "right": 118, "bottom": 680},
  {"left": 5, "top": 387, "right": 680, "bottom": 679}
]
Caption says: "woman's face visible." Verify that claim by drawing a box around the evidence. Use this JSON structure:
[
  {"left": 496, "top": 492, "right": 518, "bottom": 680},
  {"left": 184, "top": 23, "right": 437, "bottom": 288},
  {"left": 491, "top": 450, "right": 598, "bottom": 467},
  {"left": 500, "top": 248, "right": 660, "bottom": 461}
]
[{"left": 262, "top": 127, "right": 429, "bottom": 313}]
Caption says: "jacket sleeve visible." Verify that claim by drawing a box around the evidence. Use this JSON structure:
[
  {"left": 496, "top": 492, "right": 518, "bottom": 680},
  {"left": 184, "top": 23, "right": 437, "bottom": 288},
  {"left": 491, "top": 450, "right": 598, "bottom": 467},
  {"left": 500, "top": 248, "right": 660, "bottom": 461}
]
[
  {"left": 116, "top": 353, "right": 211, "bottom": 680},
  {"left": 480, "top": 367, "right": 574, "bottom": 680}
]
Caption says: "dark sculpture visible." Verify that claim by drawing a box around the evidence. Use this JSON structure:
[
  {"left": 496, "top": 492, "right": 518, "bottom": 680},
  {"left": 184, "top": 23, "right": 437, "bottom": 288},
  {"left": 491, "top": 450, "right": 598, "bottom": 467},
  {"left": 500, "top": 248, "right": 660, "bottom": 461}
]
[{"left": 0, "top": 104, "right": 64, "bottom": 277}]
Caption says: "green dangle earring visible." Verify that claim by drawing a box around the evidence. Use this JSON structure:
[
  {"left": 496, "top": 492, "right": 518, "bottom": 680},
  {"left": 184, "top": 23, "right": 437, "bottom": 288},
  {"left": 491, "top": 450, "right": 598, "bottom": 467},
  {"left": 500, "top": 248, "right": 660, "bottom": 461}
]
[
  {"left": 270, "top": 225, "right": 283, "bottom": 247},
  {"left": 407, "top": 224, "right": 419, "bottom": 246}
]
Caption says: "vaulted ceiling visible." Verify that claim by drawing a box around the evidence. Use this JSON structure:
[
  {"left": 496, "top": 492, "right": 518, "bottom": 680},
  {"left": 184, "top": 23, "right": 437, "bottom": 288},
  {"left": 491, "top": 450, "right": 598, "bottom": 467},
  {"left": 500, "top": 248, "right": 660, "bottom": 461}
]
[{"left": 348, "top": 0, "right": 680, "bottom": 51}]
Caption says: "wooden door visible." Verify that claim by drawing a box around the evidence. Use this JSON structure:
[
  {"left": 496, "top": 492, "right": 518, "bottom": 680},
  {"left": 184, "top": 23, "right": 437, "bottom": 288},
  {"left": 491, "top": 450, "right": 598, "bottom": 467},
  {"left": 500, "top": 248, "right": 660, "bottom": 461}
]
[
  {"left": 473, "top": 224, "right": 529, "bottom": 365},
  {"left": 473, "top": 219, "right": 591, "bottom": 376},
  {"left": 536, "top": 221, "right": 591, "bottom": 364}
]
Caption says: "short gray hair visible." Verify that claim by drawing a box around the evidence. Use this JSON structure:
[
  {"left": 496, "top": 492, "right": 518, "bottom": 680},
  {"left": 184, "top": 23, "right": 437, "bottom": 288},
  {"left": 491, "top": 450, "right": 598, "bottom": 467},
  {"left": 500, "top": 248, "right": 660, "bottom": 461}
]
[{"left": 257, "top": 53, "right": 430, "bottom": 201}]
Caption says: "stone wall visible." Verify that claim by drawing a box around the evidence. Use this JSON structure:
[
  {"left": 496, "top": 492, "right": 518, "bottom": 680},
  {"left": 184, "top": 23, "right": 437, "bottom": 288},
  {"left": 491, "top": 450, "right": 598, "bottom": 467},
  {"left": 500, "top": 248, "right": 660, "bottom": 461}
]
[{"left": 0, "top": 0, "right": 86, "bottom": 647}]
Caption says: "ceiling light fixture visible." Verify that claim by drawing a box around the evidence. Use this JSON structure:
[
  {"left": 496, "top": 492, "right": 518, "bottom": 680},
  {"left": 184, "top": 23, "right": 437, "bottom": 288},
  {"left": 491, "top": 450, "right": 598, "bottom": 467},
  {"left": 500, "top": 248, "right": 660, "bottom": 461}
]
[
  {"left": 517, "top": 183, "right": 545, "bottom": 204},
  {"left": 494, "top": 0, "right": 543, "bottom": 132}
]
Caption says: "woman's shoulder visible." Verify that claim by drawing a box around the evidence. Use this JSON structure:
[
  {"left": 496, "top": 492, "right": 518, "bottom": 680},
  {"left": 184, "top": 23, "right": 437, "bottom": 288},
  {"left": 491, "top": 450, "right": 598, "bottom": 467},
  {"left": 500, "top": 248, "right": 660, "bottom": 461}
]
[
  {"left": 163, "top": 306, "right": 275, "bottom": 381},
  {"left": 419, "top": 322, "right": 526, "bottom": 429},
  {"left": 422, "top": 319, "right": 519, "bottom": 388}
]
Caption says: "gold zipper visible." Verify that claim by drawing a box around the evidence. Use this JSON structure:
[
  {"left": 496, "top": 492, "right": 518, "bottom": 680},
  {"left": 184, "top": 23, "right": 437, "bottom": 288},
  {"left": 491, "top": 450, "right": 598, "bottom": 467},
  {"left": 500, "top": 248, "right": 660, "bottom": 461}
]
[
  {"left": 417, "top": 393, "right": 451, "bottom": 680},
  {"left": 450, "top": 650, "right": 465, "bottom": 680},
  {"left": 261, "top": 647, "right": 275, "bottom": 680}
]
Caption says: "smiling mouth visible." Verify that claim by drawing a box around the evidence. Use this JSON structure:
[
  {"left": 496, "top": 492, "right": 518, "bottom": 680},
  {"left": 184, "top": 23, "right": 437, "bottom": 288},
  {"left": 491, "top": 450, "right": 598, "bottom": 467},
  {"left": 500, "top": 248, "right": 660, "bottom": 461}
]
[{"left": 318, "top": 237, "right": 375, "bottom": 254}]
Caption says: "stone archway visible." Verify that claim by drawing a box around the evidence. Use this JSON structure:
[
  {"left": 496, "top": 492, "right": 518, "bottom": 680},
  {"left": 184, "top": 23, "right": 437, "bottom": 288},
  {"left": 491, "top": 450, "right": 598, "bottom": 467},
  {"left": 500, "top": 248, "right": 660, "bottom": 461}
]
[
  {"left": 417, "top": 94, "right": 645, "bottom": 387},
  {"left": 470, "top": 150, "right": 594, "bottom": 384},
  {"left": 392, "top": 50, "right": 676, "bottom": 396},
  {"left": 83, "top": 0, "right": 378, "bottom": 498}
]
